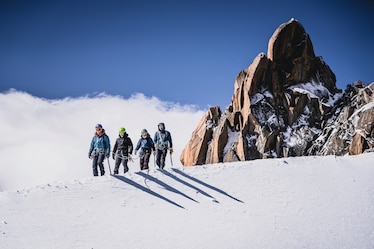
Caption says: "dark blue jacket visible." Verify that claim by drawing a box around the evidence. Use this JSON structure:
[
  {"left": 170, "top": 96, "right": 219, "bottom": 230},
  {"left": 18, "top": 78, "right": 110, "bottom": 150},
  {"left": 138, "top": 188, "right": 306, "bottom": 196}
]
[
  {"left": 135, "top": 134, "right": 155, "bottom": 152},
  {"left": 153, "top": 130, "right": 173, "bottom": 150}
]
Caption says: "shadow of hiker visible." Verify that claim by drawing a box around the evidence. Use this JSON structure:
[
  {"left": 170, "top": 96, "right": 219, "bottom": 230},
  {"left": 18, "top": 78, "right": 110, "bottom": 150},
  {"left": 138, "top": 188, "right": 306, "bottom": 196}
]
[
  {"left": 171, "top": 168, "right": 244, "bottom": 203},
  {"left": 136, "top": 171, "right": 198, "bottom": 203},
  {"left": 111, "top": 175, "right": 184, "bottom": 209},
  {"left": 157, "top": 169, "right": 218, "bottom": 202}
]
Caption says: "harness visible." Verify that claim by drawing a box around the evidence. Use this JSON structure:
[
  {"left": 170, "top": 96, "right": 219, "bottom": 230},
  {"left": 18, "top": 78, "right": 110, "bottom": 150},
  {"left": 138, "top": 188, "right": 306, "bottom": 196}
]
[{"left": 157, "top": 131, "right": 170, "bottom": 150}]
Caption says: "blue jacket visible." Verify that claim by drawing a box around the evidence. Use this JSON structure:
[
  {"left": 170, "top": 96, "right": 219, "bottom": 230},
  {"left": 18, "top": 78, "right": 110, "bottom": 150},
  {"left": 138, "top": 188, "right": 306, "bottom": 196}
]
[
  {"left": 89, "top": 131, "right": 110, "bottom": 155},
  {"left": 135, "top": 134, "right": 155, "bottom": 152}
]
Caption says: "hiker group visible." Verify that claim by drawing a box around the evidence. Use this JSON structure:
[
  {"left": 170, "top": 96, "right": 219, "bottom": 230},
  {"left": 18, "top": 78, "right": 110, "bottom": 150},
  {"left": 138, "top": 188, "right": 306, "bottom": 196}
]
[{"left": 88, "top": 122, "right": 173, "bottom": 176}]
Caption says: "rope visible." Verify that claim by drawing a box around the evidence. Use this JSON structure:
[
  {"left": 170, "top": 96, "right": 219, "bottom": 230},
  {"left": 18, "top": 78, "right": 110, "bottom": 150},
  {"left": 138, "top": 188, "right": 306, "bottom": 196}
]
[{"left": 118, "top": 155, "right": 145, "bottom": 161}]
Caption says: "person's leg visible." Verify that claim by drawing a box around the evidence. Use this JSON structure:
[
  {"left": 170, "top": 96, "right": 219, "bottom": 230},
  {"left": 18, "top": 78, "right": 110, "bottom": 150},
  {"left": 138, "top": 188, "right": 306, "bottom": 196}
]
[
  {"left": 114, "top": 155, "right": 121, "bottom": 174},
  {"left": 140, "top": 157, "right": 145, "bottom": 170},
  {"left": 156, "top": 149, "right": 161, "bottom": 167},
  {"left": 143, "top": 152, "right": 150, "bottom": 170},
  {"left": 98, "top": 153, "right": 105, "bottom": 176},
  {"left": 92, "top": 155, "right": 99, "bottom": 176},
  {"left": 160, "top": 149, "right": 168, "bottom": 169},
  {"left": 122, "top": 159, "right": 129, "bottom": 173}
]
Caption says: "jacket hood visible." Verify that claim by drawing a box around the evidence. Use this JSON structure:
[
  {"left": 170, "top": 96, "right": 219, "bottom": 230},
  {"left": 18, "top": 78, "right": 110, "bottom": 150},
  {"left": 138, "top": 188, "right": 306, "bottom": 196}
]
[
  {"left": 158, "top": 122, "right": 165, "bottom": 132},
  {"left": 119, "top": 132, "right": 128, "bottom": 138}
]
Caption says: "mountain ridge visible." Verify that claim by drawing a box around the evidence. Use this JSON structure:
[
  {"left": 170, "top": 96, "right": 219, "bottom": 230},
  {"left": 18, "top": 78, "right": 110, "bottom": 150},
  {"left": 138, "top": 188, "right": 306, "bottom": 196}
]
[{"left": 181, "top": 18, "right": 374, "bottom": 166}]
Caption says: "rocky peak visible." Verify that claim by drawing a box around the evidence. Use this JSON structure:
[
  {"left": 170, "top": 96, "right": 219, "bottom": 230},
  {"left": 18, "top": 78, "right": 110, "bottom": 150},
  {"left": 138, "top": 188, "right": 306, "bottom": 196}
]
[{"left": 180, "top": 18, "right": 374, "bottom": 166}]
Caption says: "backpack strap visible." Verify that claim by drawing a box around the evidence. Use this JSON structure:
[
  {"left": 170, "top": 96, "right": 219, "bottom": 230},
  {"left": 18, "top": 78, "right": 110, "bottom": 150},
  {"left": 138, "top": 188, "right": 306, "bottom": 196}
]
[{"left": 157, "top": 131, "right": 169, "bottom": 150}]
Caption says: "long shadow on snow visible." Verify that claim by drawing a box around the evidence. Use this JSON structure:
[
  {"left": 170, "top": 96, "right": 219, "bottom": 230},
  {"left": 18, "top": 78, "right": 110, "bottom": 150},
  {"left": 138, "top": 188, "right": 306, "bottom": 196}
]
[
  {"left": 111, "top": 174, "right": 184, "bottom": 209},
  {"left": 171, "top": 168, "right": 244, "bottom": 203},
  {"left": 157, "top": 169, "right": 218, "bottom": 202},
  {"left": 136, "top": 171, "right": 198, "bottom": 203}
]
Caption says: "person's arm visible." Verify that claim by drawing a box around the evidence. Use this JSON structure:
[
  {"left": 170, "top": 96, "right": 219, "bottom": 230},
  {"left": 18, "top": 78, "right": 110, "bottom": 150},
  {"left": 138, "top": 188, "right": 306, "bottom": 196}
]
[
  {"left": 153, "top": 132, "right": 159, "bottom": 147},
  {"left": 112, "top": 139, "right": 118, "bottom": 159},
  {"left": 150, "top": 137, "right": 155, "bottom": 151},
  {"left": 134, "top": 139, "right": 141, "bottom": 155},
  {"left": 128, "top": 138, "right": 133, "bottom": 154},
  {"left": 168, "top": 131, "right": 173, "bottom": 149},
  {"left": 113, "top": 139, "right": 118, "bottom": 154},
  {"left": 88, "top": 137, "right": 94, "bottom": 157},
  {"left": 105, "top": 135, "right": 111, "bottom": 154}
]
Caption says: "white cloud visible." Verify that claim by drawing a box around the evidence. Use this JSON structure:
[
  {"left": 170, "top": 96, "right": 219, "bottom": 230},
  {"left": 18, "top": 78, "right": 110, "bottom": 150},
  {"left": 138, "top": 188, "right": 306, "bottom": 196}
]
[{"left": 0, "top": 90, "right": 205, "bottom": 190}]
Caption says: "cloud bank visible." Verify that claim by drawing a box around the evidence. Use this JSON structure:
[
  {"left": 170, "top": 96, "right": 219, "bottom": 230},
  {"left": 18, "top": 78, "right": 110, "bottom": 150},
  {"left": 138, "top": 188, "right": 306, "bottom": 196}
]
[{"left": 0, "top": 89, "right": 205, "bottom": 191}]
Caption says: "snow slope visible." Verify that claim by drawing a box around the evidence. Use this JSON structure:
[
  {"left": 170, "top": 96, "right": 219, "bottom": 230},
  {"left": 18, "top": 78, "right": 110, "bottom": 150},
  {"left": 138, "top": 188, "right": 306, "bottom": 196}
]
[{"left": 1, "top": 153, "right": 374, "bottom": 249}]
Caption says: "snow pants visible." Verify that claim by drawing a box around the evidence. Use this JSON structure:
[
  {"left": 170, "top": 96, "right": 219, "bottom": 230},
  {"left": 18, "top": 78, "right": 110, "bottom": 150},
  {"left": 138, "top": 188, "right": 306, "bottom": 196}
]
[
  {"left": 139, "top": 149, "right": 151, "bottom": 170},
  {"left": 155, "top": 148, "right": 168, "bottom": 169},
  {"left": 114, "top": 157, "right": 129, "bottom": 174},
  {"left": 92, "top": 153, "right": 105, "bottom": 176}
]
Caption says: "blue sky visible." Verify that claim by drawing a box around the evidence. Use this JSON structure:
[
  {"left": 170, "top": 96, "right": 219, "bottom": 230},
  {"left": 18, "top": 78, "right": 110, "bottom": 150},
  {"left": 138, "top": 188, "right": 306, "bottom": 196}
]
[{"left": 1, "top": 0, "right": 373, "bottom": 109}]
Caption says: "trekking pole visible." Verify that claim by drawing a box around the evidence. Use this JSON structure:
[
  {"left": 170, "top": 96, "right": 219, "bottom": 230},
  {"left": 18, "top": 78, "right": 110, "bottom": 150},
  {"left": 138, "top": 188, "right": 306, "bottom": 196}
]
[
  {"left": 153, "top": 151, "right": 156, "bottom": 169},
  {"left": 170, "top": 152, "right": 173, "bottom": 166},
  {"left": 107, "top": 156, "right": 112, "bottom": 175}
]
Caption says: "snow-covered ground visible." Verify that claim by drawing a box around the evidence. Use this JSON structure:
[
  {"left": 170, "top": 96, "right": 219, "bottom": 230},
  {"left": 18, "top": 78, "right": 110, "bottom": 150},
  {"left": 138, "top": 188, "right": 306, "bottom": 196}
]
[{"left": 1, "top": 153, "right": 374, "bottom": 249}]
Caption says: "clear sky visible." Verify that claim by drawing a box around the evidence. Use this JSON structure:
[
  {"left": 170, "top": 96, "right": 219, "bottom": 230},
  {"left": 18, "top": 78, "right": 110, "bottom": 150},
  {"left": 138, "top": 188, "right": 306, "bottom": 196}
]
[{"left": 1, "top": 0, "right": 373, "bottom": 109}]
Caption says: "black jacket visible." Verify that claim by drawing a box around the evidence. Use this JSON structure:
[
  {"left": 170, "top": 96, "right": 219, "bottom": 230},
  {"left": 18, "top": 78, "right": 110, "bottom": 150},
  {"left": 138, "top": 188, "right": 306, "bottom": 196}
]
[{"left": 113, "top": 133, "right": 133, "bottom": 156}]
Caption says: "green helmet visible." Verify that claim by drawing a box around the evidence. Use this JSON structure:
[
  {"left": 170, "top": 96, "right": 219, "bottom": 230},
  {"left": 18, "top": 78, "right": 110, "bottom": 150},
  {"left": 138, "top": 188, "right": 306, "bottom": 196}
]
[
  {"left": 141, "top": 129, "right": 148, "bottom": 135},
  {"left": 119, "top": 127, "right": 126, "bottom": 135}
]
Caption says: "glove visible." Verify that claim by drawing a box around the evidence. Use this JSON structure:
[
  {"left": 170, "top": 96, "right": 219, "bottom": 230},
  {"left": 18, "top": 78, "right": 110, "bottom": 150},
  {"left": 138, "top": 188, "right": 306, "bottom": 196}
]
[
  {"left": 105, "top": 153, "right": 110, "bottom": 159},
  {"left": 88, "top": 153, "right": 92, "bottom": 159},
  {"left": 128, "top": 155, "right": 133, "bottom": 162},
  {"left": 112, "top": 153, "right": 115, "bottom": 160},
  {"left": 169, "top": 148, "right": 173, "bottom": 154}
]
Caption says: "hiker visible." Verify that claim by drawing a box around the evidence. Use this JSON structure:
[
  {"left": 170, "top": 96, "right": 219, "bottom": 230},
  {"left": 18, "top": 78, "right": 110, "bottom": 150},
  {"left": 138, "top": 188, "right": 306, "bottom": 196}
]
[
  {"left": 88, "top": 124, "right": 110, "bottom": 176},
  {"left": 112, "top": 127, "right": 133, "bottom": 174},
  {"left": 134, "top": 129, "right": 155, "bottom": 171},
  {"left": 153, "top": 122, "right": 173, "bottom": 169}
]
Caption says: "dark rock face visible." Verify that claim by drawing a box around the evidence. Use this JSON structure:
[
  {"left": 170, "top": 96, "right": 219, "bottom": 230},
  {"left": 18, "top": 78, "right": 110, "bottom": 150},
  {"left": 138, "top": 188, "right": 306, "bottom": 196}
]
[
  {"left": 309, "top": 83, "right": 374, "bottom": 156},
  {"left": 180, "top": 18, "right": 374, "bottom": 166}
]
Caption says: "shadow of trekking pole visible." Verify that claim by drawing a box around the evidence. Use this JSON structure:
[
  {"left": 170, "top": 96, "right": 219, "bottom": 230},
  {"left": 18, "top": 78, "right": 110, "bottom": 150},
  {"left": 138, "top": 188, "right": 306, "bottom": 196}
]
[
  {"left": 111, "top": 174, "right": 185, "bottom": 209},
  {"left": 171, "top": 168, "right": 244, "bottom": 203},
  {"left": 136, "top": 171, "right": 198, "bottom": 203},
  {"left": 157, "top": 169, "right": 215, "bottom": 201}
]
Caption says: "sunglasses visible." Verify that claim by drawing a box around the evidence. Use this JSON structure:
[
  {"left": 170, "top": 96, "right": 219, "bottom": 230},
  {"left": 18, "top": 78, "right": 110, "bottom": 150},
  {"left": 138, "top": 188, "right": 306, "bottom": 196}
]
[{"left": 95, "top": 127, "right": 102, "bottom": 129}]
